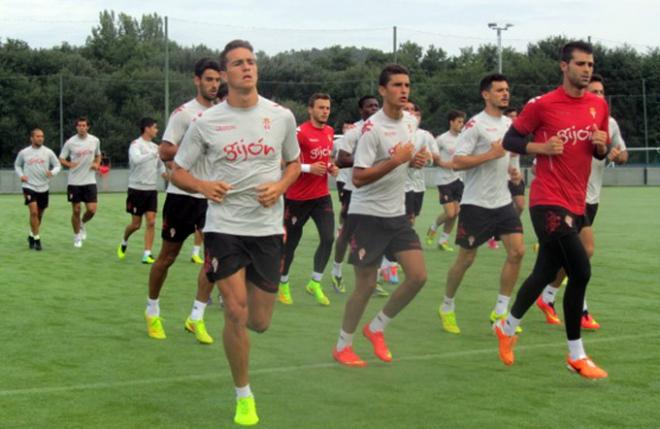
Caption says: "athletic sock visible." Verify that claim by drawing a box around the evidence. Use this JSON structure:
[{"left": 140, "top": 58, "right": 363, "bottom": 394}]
[
  {"left": 568, "top": 338, "right": 587, "bottom": 360},
  {"left": 542, "top": 285, "right": 559, "bottom": 304},
  {"left": 332, "top": 262, "right": 342, "bottom": 278},
  {"left": 190, "top": 299, "right": 207, "bottom": 321},
  {"left": 121, "top": 239, "right": 128, "bottom": 246},
  {"left": 143, "top": 249, "right": 151, "bottom": 257},
  {"left": 494, "top": 294, "right": 510, "bottom": 316},
  {"left": 430, "top": 222, "right": 438, "bottom": 232},
  {"left": 368, "top": 310, "right": 392, "bottom": 333},
  {"left": 336, "top": 329, "right": 353, "bottom": 351},
  {"left": 582, "top": 298, "right": 588, "bottom": 313},
  {"left": 280, "top": 274, "right": 289, "bottom": 284},
  {"left": 380, "top": 257, "right": 389, "bottom": 269},
  {"left": 146, "top": 298, "right": 160, "bottom": 317},
  {"left": 33, "top": 234, "right": 40, "bottom": 240},
  {"left": 441, "top": 296, "right": 455, "bottom": 313},
  {"left": 29, "top": 231, "right": 35, "bottom": 238},
  {"left": 235, "top": 384, "right": 253, "bottom": 399},
  {"left": 502, "top": 313, "right": 521, "bottom": 336},
  {"left": 192, "top": 245, "right": 201, "bottom": 257},
  {"left": 439, "top": 231, "right": 450, "bottom": 244},
  {"left": 311, "top": 272, "right": 323, "bottom": 282}
]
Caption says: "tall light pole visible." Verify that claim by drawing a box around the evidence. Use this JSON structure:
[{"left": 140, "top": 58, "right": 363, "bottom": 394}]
[{"left": 488, "top": 22, "right": 513, "bottom": 73}]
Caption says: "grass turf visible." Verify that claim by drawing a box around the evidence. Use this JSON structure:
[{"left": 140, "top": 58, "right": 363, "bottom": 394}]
[{"left": 1, "top": 187, "right": 659, "bottom": 428}]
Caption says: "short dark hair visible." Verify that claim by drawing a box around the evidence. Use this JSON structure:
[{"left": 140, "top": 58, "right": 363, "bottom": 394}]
[
  {"left": 503, "top": 107, "right": 518, "bottom": 116},
  {"left": 30, "top": 128, "right": 43, "bottom": 137},
  {"left": 358, "top": 95, "right": 378, "bottom": 109},
  {"left": 75, "top": 116, "right": 89, "bottom": 126},
  {"left": 308, "top": 93, "right": 331, "bottom": 108},
  {"left": 378, "top": 64, "right": 409, "bottom": 87},
  {"left": 447, "top": 110, "right": 466, "bottom": 123},
  {"left": 479, "top": 73, "right": 508, "bottom": 93},
  {"left": 409, "top": 101, "right": 420, "bottom": 113},
  {"left": 140, "top": 117, "right": 157, "bottom": 133},
  {"left": 218, "top": 82, "right": 229, "bottom": 100},
  {"left": 194, "top": 57, "right": 221, "bottom": 78},
  {"left": 590, "top": 73, "right": 604, "bottom": 84},
  {"left": 219, "top": 39, "right": 254, "bottom": 71},
  {"left": 560, "top": 41, "right": 593, "bottom": 63}
]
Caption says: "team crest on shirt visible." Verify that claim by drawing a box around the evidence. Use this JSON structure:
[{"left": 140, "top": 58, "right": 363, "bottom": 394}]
[
  {"left": 589, "top": 107, "right": 597, "bottom": 119},
  {"left": 263, "top": 118, "right": 272, "bottom": 131},
  {"left": 169, "top": 228, "right": 176, "bottom": 238},
  {"left": 358, "top": 248, "right": 366, "bottom": 261}
]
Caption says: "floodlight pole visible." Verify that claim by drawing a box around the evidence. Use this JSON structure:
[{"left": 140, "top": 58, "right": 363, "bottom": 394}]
[
  {"left": 164, "top": 16, "right": 170, "bottom": 121},
  {"left": 488, "top": 23, "right": 513, "bottom": 73}
]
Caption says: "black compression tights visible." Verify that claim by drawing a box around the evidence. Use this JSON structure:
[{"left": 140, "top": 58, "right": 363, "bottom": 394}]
[
  {"left": 281, "top": 206, "right": 335, "bottom": 277},
  {"left": 511, "top": 233, "right": 591, "bottom": 340}
]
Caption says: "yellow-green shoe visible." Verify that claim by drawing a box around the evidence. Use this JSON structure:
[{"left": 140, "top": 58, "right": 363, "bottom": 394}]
[
  {"left": 145, "top": 312, "right": 166, "bottom": 340},
  {"left": 373, "top": 283, "right": 389, "bottom": 297},
  {"left": 184, "top": 317, "right": 213, "bottom": 344},
  {"left": 191, "top": 254, "right": 204, "bottom": 265},
  {"left": 305, "top": 280, "right": 330, "bottom": 306},
  {"left": 234, "top": 396, "right": 259, "bottom": 426},
  {"left": 438, "top": 241, "right": 455, "bottom": 252},
  {"left": 561, "top": 276, "right": 568, "bottom": 287},
  {"left": 142, "top": 254, "right": 155, "bottom": 264},
  {"left": 117, "top": 243, "right": 126, "bottom": 260},
  {"left": 439, "top": 308, "right": 461, "bottom": 334},
  {"left": 278, "top": 282, "right": 293, "bottom": 305},
  {"left": 425, "top": 227, "right": 437, "bottom": 246},
  {"left": 490, "top": 311, "right": 523, "bottom": 334}
]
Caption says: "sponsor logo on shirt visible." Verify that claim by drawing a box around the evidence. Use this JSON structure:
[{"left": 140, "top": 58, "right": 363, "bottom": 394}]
[
  {"left": 310, "top": 147, "right": 332, "bottom": 159},
  {"left": 216, "top": 124, "right": 237, "bottom": 132},
  {"left": 224, "top": 139, "right": 275, "bottom": 161},
  {"left": 26, "top": 158, "right": 46, "bottom": 165},
  {"left": 556, "top": 126, "right": 593, "bottom": 145},
  {"left": 74, "top": 149, "right": 95, "bottom": 157}
]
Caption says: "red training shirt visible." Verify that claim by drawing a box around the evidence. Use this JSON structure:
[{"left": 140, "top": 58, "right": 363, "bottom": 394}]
[
  {"left": 513, "top": 86, "right": 609, "bottom": 215},
  {"left": 285, "top": 121, "right": 335, "bottom": 201}
]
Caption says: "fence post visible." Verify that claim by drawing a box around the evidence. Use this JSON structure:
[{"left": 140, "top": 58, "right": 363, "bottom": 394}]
[
  {"left": 59, "top": 74, "right": 64, "bottom": 149},
  {"left": 642, "top": 78, "right": 649, "bottom": 165}
]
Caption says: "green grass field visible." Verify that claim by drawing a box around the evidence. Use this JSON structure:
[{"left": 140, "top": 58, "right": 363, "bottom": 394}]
[{"left": 1, "top": 187, "right": 659, "bottom": 429}]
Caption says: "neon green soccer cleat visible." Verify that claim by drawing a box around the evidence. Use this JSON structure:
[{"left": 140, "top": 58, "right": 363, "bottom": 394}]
[
  {"left": 425, "top": 227, "right": 437, "bottom": 246},
  {"left": 438, "top": 308, "right": 461, "bottom": 334},
  {"left": 142, "top": 254, "right": 155, "bottom": 264},
  {"left": 117, "top": 244, "right": 126, "bottom": 260},
  {"left": 184, "top": 317, "right": 213, "bottom": 344},
  {"left": 145, "top": 312, "right": 166, "bottom": 340},
  {"left": 191, "top": 254, "right": 204, "bottom": 265},
  {"left": 234, "top": 396, "right": 259, "bottom": 426},
  {"left": 332, "top": 275, "right": 346, "bottom": 293},
  {"left": 306, "top": 280, "right": 330, "bottom": 306},
  {"left": 437, "top": 241, "right": 455, "bottom": 252},
  {"left": 490, "top": 311, "right": 523, "bottom": 334},
  {"left": 278, "top": 282, "right": 293, "bottom": 305}
]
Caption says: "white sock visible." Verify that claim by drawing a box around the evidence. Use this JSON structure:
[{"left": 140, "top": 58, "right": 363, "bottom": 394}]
[
  {"left": 280, "top": 274, "right": 289, "bottom": 284},
  {"left": 332, "top": 262, "right": 342, "bottom": 278},
  {"left": 146, "top": 298, "right": 160, "bottom": 317},
  {"left": 568, "top": 338, "right": 587, "bottom": 360},
  {"left": 121, "top": 239, "right": 128, "bottom": 246},
  {"left": 235, "top": 384, "right": 253, "bottom": 399},
  {"left": 143, "top": 249, "right": 151, "bottom": 257},
  {"left": 336, "top": 329, "right": 353, "bottom": 351},
  {"left": 380, "top": 257, "right": 389, "bottom": 269},
  {"left": 441, "top": 296, "right": 455, "bottom": 313},
  {"left": 430, "top": 222, "right": 438, "bottom": 232},
  {"left": 368, "top": 310, "right": 392, "bottom": 333},
  {"left": 29, "top": 231, "right": 35, "bottom": 237},
  {"left": 192, "top": 245, "right": 201, "bottom": 257},
  {"left": 33, "top": 234, "right": 40, "bottom": 240},
  {"left": 190, "top": 300, "right": 207, "bottom": 321},
  {"left": 311, "top": 271, "right": 323, "bottom": 282},
  {"left": 439, "top": 232, "right": 450, "bottom": 243},
  {"left": 542, "top": 285, "right": 559, "bottom": 304},
  {"left": 502, "top": 313, "right": 521, "bottom": 336},
  {"left": 582, "top": 298, "right": 588, "bottom": 312},
  {"left": 494, "top": 294, "right": 510, "bottom": 316}
]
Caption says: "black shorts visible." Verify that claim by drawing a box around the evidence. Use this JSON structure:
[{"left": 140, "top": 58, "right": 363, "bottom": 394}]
[
  {"left": 530, "top": 205, "right": 587, "bottom": 245},
  {"left": 455, "top": 203, "right": 523, "bottom": 249},
  {"left": 345, "top": 214, "right": 421, "bottom": 267},
  {"left": 67, "top": 184, "right": 98, "bottom": 203},
  {"left": 584, "top": 203, "right": 599, "bottom": 227},
  {"left": 405, "top": 191, "right": 425, "bottom": 217},
  {"left": 508, "top": 180, "right": 526, "bottom": 197},
  {"left": 336, "top": 183, "right": 352, "bottom": 221},
  {"left": 284, "top": 195, "right": 334, "bottom": 230},
  {"left": 204, "top": 232, "right": 283, "bottom": 293},
  {"left": 126, "top": 188, "right": 158, "bottom": 216},
  {"left": 437, "top": 179, "right": 463, "bottom": 204},
  {"left": 161, "top": 193, "right": 207, "bottom": 242},
  {"left": 23, "top": 188, "right": 49, "bottom": 210}
]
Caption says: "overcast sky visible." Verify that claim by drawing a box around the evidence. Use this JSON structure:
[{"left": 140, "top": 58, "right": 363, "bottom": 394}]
[{"left": 1, "top": 0, "right": 658, "bottom": 55}]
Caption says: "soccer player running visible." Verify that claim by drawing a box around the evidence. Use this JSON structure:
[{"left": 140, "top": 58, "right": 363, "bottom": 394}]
[
  {"left": 494, "top": 41, "right": 610, "bottom": 379},
  {"left": 278, "top": 93, "right": 338, "bottom": 306},
  {"left": 14, "top": 128, "right": 61, "bottom": 250},
  {"left": 145, "top": 58, "right": 221, "bottom": 344},
  {"left": 425, "top": 110, "right": 466, "bottom": 252},
  {"left": 403, "top": 101, "right": 434, "bottom": 225},
  {"left": 536, "top": 73, "right": 628, "bottom": 330},
  {"left": 332, "top": 64, "right": 428, "bottom": 367},
  {"left": 171, "top": 39, "right": 301, "bottom": 426},
  {"left": 59, "top": 117, "right": 101, "bottom": 248},
  {"left": 332, "top": 95, "right": 380, "bottom": 293},
  {"left": 437, "top": 74, "right": 525, "bottom": 335},
  {"left": 504, "top": 108, "right": 526, "bottom": 217},
  {"left": 117, "top": 118, "right": 166, "bottom": 264}
]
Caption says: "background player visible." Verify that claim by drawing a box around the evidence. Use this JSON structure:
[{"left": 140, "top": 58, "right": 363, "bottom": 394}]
[
  {"left": 504, "top": 107, "right": 526, "bottom": 216},
  {"left": 403, "top": 101, "right": 434, "bottom": 225}
]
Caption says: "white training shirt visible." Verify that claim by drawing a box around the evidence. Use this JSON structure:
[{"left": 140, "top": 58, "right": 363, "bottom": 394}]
[
  {"left": 336, "top": 119, "right": 364, "bottom": 186},
  {"left": 14, "top": 145, "right": 61, "bottom": 192},
  {"left": 174, "top": 96, "right": 300, "bottom": 237},
  {"left": 434, "top": 130, "right": 461, "bottom": 186},
  {"left": 348, "top": 109, "right": 418, "bottom": 218},
  {"left": 162, "top": 98, "right": 211, "bottom": 198},
  {"left": 59, "top": 133, "right": 101, "bottom": 186},
  {"left": 455, "top": 111, "right": 513, "bottom": 209},
  {"left": 586, "top": 116, "right": 627, "bottom": 204},
  {"left": 128, "top": 137, "right": 166, "bottom": 191},
  {"left": 405, "top": 128, "right": 434, "bottom": 192}
]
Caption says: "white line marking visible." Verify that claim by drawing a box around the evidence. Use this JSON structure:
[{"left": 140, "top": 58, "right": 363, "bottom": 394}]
[{"left": 1, "top": 332, "right": 656, "bottom": 397}]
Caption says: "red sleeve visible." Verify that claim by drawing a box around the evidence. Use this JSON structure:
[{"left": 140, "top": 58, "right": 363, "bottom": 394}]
[
  {"left": 512, "top": 96, "right": 542, "bottom": 136},
  {"left": 601, "top": 101, "right": 610, "bottom": 145}
]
